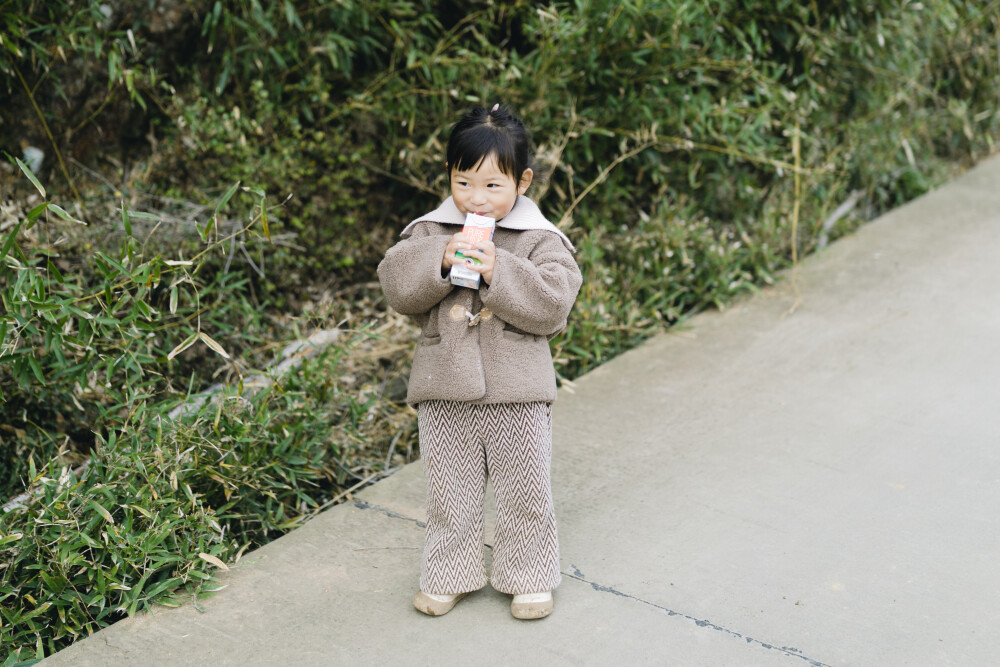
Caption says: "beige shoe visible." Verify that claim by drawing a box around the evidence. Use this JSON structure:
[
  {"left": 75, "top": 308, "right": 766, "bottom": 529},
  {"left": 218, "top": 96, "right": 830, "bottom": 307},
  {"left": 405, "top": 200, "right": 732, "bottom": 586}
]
[
  {"left": 510, "top": 591, "right": 553, "bottom": 620},
  {"left": 413, "top": 590, "right": 469, "bottom": 616}
]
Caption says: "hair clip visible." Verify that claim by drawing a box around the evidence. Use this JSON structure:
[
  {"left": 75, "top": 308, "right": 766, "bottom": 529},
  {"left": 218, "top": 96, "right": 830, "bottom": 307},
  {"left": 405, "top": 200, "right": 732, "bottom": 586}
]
[{"left": 491, "top": 103, "right": 500, "bottom": 112}]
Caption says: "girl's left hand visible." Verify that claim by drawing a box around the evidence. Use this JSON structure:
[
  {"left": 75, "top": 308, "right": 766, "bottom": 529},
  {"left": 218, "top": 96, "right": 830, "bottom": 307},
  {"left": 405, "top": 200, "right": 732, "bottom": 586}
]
[{"left": 466, "top": 240, "right": 496, "bottom": 285}]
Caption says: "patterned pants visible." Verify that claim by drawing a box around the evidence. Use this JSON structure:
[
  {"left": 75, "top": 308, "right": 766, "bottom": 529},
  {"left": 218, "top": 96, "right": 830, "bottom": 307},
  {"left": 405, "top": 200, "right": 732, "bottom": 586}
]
[{"left": 418, "top": 400, "right": 562, "bottom": 596}]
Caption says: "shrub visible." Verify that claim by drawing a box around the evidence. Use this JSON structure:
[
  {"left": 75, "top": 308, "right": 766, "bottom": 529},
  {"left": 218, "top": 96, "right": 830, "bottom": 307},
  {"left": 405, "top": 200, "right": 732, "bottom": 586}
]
[
  {"left": 1, "top": 166, "right": 418, "bottom": 661},
  {"left": 0, "top": 163, "right": 271, "bottom": 496},
  {"left": 0, "top": 339, "right": 411, "bottom": 660},
  {"left": 4, "top": 1, "right": 997, "bottom": 295}
]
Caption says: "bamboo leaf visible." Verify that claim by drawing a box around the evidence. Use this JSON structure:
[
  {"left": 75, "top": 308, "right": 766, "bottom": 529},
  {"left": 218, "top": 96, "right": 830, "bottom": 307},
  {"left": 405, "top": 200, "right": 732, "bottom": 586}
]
[
  {"left": 15, "top": 157, "right": 45, "bottom": 198},
  {"left": 27, "top": 356, "right": 45, "bottom": 383},
  {"left": 198, "top": 552, "right": 229, "bottom": 570},
  {"left": 247, "top": 187, "right": 270, "bottom": 240},
  {"left": 97, "top": 252, "right": 129, "bottom": 276},
  {"left": 284, "top": 0, "right": 301, "bottom": 28},
  {"left": 48, "top": 203, "right": 86, "bottom": 225},
  {"left": 121, "top": 201, "right": 132, "bottom": 236},
  {"left": 145, "top": 577, "right": 183, "bottom": 600},
  {"left": 0, "top": 532, "right": 24, "bottom": 546},
  {"left": 26, "top": 201, "right": 49, "bottom": 221},
  {"left": 88, "top": 500, "right": 114, "bottom": 524},
  {"left": 0, "top": 218, "right": 27, "bottom": 262},
  {"left": 16, "top": 601, "right": 52, "bottom": 625},
  {"left": 167, "top": 333, "right": 198, "bottom": 360},
  {"left": 46, "top": 259, "right": 65, "bottom": 283},
  {"left": 212, "top": 180, "right": 241, "bottom": 228},
  {"left": 198, "top": 332, "right": 231, "bottom": 359},
  {"left": 127, "top": 211, "right": 160, "bottom": 221}
]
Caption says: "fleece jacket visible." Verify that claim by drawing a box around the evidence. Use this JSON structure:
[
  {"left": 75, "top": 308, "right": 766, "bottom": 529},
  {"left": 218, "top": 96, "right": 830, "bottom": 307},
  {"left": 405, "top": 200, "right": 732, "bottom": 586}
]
[{"left": 378, "top": 196, "right": 582, "bottom": 406}]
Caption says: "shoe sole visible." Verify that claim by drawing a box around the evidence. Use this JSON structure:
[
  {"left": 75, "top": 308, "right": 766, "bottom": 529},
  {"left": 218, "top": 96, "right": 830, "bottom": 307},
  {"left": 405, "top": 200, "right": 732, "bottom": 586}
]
[
  {"left": 510, "top": 600, "right": 553, "bottom": 620},
  {"left": 413, "top": 591, "right": 469, "bottom": 616}
]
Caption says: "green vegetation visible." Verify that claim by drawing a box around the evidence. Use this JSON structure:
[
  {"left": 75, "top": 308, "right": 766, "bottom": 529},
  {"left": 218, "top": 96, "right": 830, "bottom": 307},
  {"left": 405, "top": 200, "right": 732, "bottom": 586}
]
[
  {"left": 1, "top": 170, "right": 414, "bottom": 659},
  {"left": 2, "top": 0, "right": 998, "bottom": 660}
]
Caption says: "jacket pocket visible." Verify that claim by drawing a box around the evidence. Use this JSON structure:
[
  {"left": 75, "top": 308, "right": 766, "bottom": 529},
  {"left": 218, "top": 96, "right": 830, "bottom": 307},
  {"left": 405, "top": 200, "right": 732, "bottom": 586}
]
[
  {"left": 502, "top": 329, "right": 536, "bottom": 342},
  {"left": 419, "top": 333, "right": 442, "bottom": 346}
]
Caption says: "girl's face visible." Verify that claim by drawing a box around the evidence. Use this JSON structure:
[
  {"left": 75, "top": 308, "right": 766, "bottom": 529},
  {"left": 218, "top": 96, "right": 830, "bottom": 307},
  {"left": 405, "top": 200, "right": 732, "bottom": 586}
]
[{"left": 450, "top": 153, "right": 532, "bottom": 221}]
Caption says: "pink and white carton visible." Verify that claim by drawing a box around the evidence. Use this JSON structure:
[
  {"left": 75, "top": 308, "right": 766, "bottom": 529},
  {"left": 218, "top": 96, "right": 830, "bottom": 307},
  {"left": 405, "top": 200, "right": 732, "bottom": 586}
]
[{"left": 449, "top": 212, "right": 496, "bottom": 289}]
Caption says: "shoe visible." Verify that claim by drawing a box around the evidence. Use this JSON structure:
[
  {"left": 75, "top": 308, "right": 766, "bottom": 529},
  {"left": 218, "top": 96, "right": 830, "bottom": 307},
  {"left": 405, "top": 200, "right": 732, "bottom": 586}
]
[
  {"left": 413, "top": 590, "right": 469, "bottom": 616},
  {"left": 510, "top": 591, "right": 553, "bottom": 620}
]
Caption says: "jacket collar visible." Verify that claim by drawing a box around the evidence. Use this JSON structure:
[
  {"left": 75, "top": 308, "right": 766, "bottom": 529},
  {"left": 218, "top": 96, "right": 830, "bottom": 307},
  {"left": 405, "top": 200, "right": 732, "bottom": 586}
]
[{"left": 401, "top": 196, "right": 575, "bottom": 253}]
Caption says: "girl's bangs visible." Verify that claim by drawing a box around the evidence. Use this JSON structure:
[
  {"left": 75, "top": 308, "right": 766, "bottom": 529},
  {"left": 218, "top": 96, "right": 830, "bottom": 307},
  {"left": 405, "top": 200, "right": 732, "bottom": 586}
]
[{"left": 450, "top": 126, "right": 519, "bottom": 179}]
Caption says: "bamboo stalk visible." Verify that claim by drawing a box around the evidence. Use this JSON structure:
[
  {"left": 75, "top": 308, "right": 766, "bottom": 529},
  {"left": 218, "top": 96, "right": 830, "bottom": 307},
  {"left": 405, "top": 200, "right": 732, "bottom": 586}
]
[{"left": 12, "top": 63, "right": 81, "bottom": 203}]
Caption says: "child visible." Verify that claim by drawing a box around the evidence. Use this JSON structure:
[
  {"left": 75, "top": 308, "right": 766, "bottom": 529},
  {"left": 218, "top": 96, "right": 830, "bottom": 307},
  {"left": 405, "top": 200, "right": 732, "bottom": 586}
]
[{"left": 378, "top": 104, "right": 582, "bottom": 620}]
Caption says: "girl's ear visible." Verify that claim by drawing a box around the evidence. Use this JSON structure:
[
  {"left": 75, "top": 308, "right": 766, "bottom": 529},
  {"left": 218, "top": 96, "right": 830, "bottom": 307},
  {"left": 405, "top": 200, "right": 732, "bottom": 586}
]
[{"left": 517, "top": 168, "right": 534, "bottom": 195}]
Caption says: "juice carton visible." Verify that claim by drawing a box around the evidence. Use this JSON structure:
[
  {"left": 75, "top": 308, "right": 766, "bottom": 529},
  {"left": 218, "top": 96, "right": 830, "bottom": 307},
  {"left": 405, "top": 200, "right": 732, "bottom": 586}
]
[{"left": 450, "top": 212, "right": 496, "bottom": 289}]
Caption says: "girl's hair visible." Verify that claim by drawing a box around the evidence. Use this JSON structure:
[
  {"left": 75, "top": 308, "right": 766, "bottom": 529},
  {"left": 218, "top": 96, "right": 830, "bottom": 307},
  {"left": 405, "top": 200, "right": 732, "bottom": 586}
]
[{"left": 446, "top": 104, "right": 531, "bottom": 182}]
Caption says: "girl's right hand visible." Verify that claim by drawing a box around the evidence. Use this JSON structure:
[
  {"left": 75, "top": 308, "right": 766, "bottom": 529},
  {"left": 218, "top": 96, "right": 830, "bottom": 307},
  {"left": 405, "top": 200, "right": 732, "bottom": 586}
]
[{"left": 442, "top": 232, "right": 474, "bottom": 270}]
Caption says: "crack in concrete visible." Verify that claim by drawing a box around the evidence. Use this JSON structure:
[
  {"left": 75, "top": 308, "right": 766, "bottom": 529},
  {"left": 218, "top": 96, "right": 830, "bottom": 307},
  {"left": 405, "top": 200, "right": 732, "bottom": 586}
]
[
  {"left": 564, "top": 565, "right": 830, "bottom": 667},
  {"left": 101, "top": 634, "right": 128, "bottom": 654},
  {"left": 350, "top": 502, "right": 827, "bottom": 665},
  {"left": 352, "top": 500, "right": 426, "bottom": 528}
]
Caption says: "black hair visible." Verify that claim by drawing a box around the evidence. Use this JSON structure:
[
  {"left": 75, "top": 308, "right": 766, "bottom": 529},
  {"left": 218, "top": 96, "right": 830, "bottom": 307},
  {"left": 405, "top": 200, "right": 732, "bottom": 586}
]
[{"left": 446, "top": 104, "right": 531, "bottom": 182}]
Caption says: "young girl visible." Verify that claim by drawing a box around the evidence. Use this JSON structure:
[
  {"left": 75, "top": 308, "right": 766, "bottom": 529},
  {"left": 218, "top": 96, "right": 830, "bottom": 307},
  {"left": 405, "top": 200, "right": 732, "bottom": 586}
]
[{"left": 378, "top": 104, "right": 581, "bottom": 620}]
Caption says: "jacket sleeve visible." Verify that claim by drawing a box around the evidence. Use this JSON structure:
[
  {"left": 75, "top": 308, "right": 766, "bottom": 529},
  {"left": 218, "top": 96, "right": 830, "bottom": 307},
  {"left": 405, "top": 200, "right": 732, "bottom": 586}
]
[
  {"left": 480, "top": 232, "right": 582, "bottom": 337},
  {"left": 377, "top": 223, "right": 455, "bottom": 316}
]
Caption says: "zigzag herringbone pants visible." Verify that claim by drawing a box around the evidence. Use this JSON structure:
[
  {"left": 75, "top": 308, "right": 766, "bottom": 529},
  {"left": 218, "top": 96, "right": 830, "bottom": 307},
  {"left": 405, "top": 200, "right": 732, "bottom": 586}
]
[{"left": 418, "top": 400, "right": 561, "bottom": 595}]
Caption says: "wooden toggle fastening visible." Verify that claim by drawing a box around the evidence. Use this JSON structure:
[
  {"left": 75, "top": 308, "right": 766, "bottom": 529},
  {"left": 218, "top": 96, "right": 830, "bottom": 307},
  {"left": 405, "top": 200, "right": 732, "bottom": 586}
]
[
  {"left": 465, "top": 308, "right": 493, "bottom": 327},
  {"left": 449, "top": 304, "right": 492, "bottom": 326}
]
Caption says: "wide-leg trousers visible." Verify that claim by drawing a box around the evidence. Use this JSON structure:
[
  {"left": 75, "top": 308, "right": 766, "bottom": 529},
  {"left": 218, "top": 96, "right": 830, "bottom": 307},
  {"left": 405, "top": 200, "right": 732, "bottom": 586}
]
[{"left": 417, "top": 400, "right": 562, "bottom": 595}]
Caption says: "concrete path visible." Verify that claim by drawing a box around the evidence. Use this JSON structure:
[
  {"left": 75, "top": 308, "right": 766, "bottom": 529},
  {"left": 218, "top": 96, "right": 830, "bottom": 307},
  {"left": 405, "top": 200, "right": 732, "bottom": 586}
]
[{"left": 44, "top": 155, "right": 1000, "bottom": 666}]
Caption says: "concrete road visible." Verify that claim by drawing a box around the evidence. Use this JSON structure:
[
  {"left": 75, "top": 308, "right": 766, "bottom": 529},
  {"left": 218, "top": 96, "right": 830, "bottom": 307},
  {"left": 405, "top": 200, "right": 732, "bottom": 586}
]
[{"left": 43, "top": 154, "right": 1000, "bottom": 666}]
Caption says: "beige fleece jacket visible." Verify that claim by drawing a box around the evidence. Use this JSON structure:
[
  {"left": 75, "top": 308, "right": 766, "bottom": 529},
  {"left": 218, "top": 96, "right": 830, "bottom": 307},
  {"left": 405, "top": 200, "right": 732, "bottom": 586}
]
[{"left": 378, "top": 196, "right": 582, "bottom": 406}]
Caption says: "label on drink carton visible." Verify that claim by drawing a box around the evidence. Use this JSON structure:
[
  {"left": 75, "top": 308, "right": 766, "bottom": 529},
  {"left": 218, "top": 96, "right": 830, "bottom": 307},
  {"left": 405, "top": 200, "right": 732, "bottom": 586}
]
[{"left": 450, "top": 212, "right": 496, "bottom": 289}]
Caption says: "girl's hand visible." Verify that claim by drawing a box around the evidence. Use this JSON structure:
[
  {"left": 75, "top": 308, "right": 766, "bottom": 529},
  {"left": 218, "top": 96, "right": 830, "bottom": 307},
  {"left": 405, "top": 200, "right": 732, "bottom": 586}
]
[
  {"left": 442, "top": 233, "right": 496, "bottom": 284},
  {"left": 467, "top": 240, "right": 496, "bottom": 285},
  {"left": 442, "top": 232, "right": 473, "bottom": 271}
]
